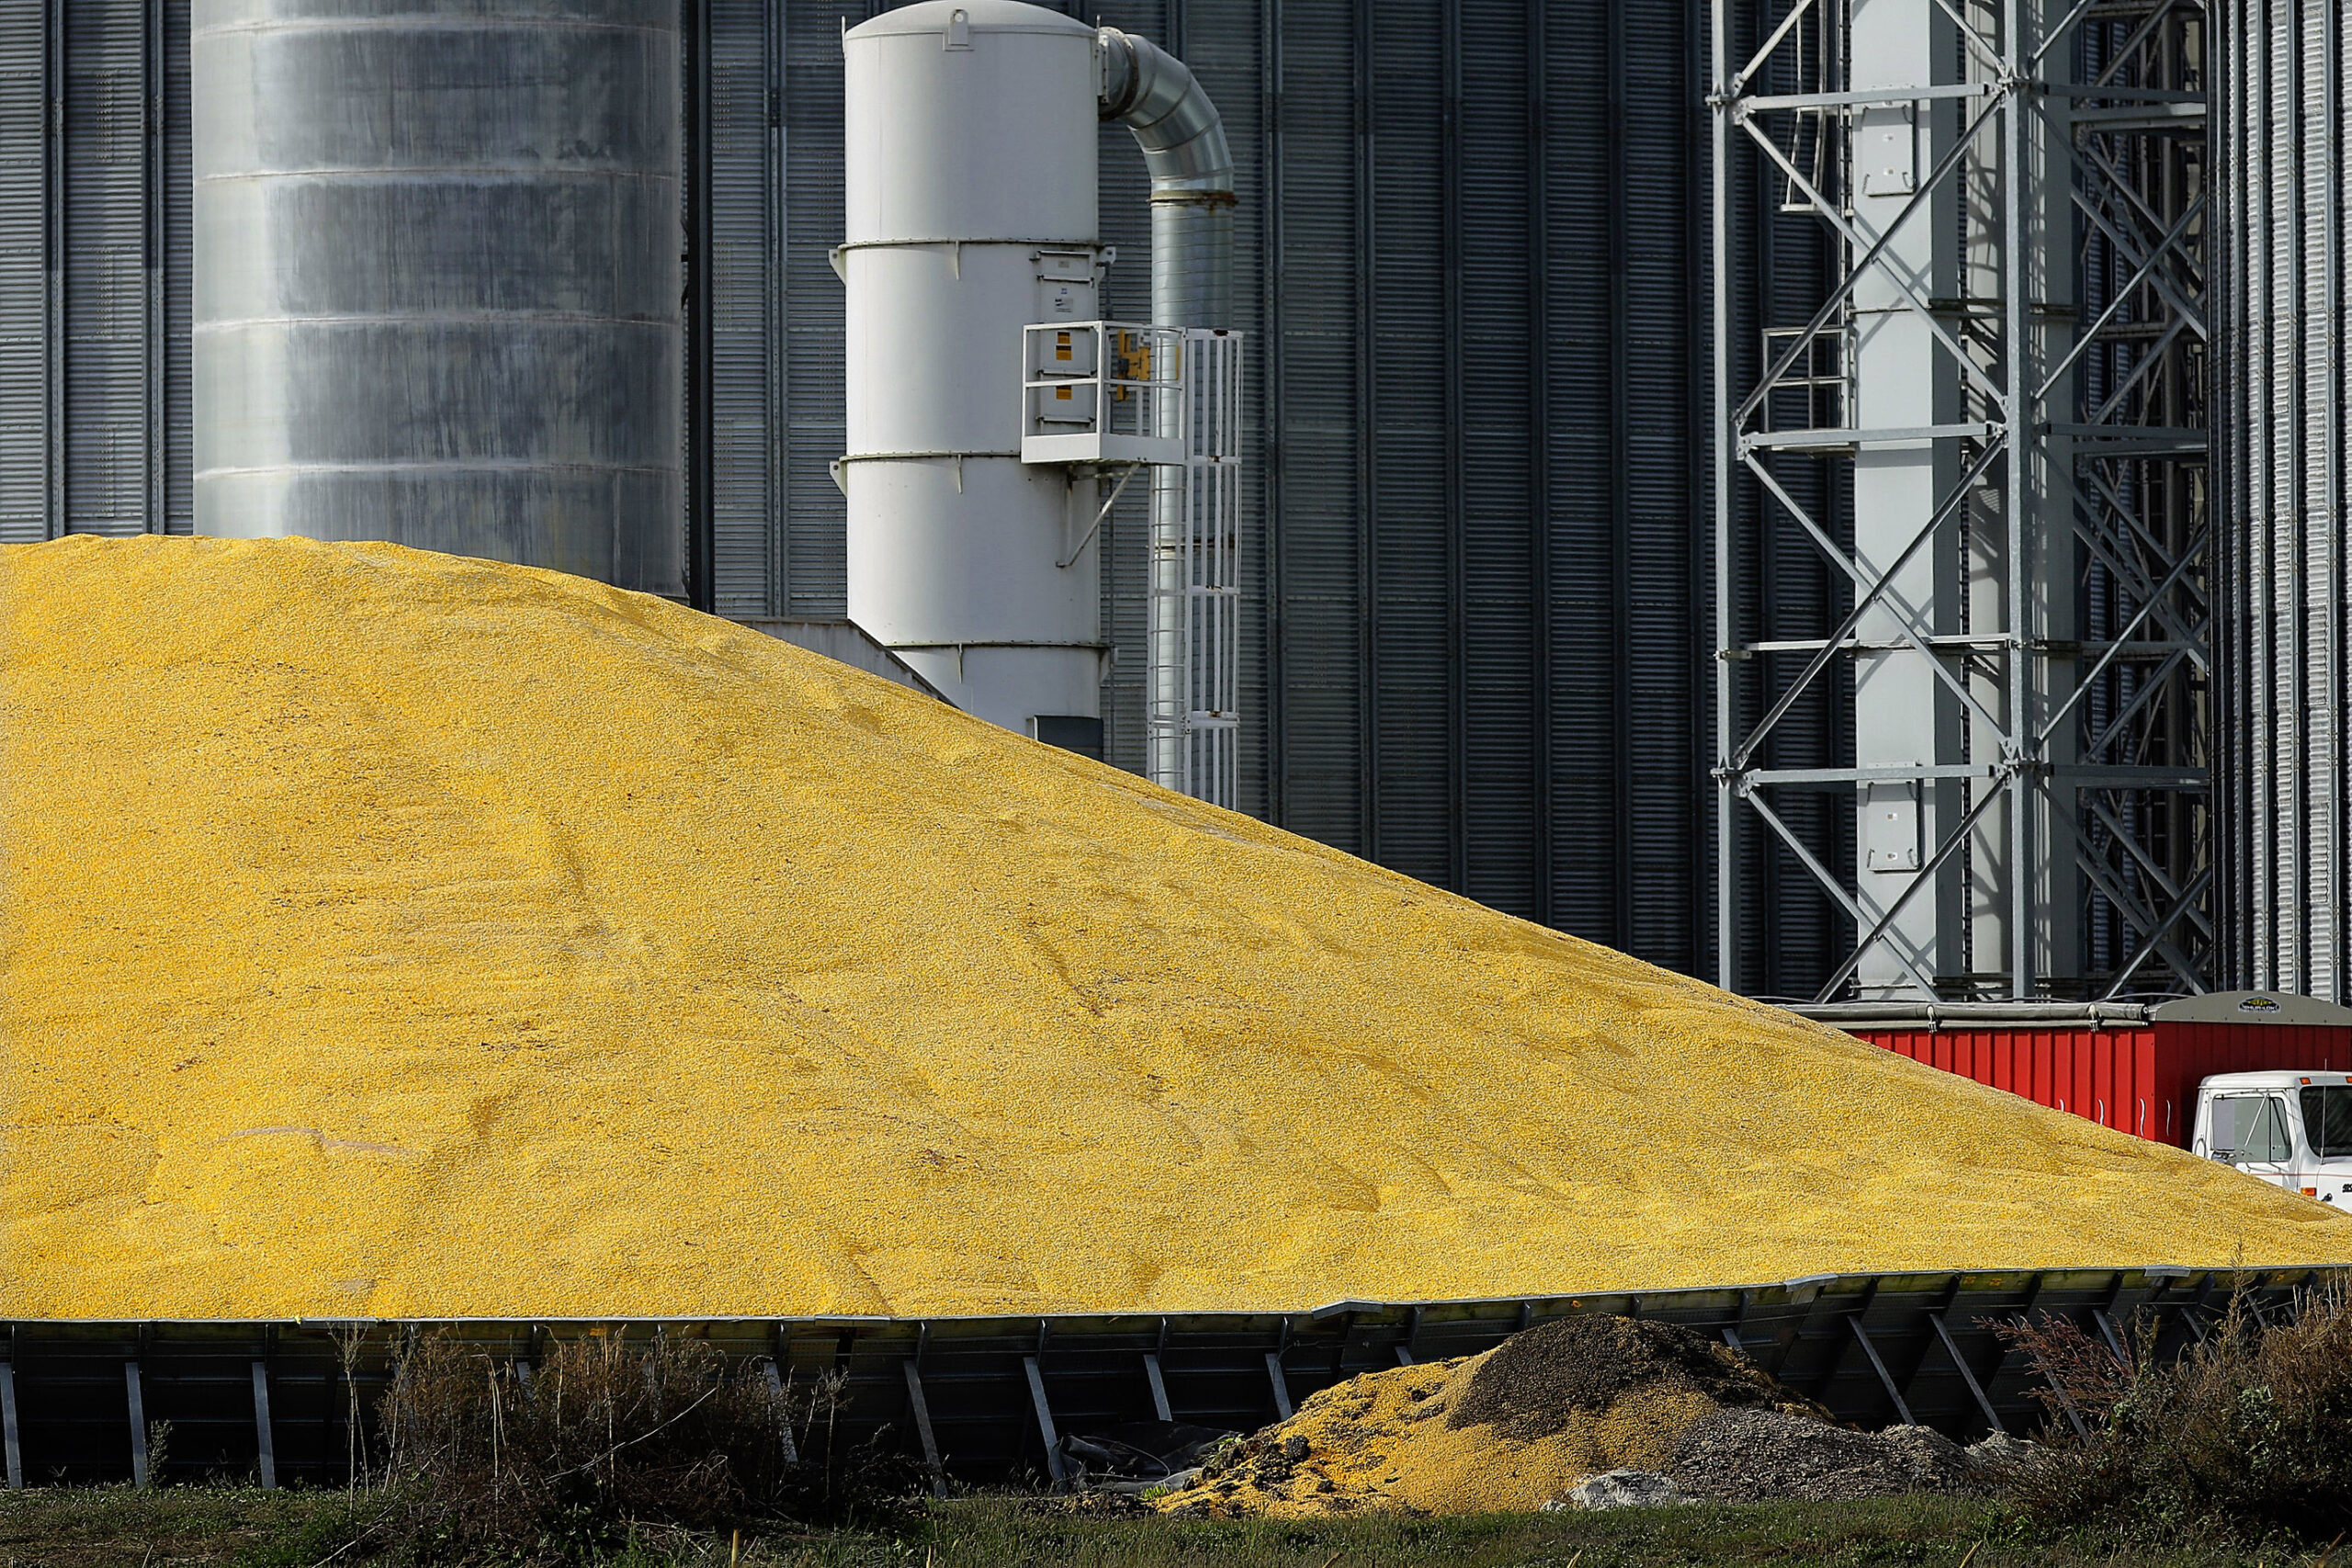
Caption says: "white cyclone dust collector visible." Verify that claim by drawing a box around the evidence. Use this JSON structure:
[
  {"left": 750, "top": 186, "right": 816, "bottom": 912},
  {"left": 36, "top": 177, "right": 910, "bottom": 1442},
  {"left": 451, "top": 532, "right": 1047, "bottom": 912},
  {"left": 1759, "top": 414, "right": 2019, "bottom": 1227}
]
[{"left": 839, "top": 0, "right": 1242, "bottom": 804}]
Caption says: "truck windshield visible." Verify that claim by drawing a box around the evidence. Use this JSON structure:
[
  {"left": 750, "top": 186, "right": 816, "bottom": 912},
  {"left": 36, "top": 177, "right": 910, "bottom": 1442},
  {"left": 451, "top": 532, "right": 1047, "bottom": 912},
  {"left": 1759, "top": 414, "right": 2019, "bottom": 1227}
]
[{"left": 2301, "top": 1086, "right": 2352, "bottom": 1158}]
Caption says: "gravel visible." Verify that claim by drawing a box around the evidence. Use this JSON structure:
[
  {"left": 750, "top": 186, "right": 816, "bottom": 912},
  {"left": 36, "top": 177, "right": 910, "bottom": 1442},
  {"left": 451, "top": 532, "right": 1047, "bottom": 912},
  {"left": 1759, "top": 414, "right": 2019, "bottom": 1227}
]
[{"left": 1667, "top": 1407, "right": 1988, "bottom": 1503}]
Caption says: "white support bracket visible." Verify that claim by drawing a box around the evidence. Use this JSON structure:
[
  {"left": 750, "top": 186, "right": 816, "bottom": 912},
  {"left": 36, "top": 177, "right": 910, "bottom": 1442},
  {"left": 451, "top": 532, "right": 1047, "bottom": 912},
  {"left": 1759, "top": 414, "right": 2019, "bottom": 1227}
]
[{"left": 1059, "top": 461, "right": 1140, "bottom": 570}]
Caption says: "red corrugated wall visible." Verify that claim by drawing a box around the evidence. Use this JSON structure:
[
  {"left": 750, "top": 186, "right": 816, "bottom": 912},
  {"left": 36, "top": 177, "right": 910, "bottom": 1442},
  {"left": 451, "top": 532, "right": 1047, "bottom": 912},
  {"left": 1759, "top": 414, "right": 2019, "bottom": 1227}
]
[{"left": 1854, "top": 1023, "right": 2352, "bottom": 1148}]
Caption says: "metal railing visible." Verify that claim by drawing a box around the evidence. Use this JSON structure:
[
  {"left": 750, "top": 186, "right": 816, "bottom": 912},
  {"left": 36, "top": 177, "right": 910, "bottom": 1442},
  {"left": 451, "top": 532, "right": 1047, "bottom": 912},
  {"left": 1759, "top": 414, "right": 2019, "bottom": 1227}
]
[{"left": 1020, "top": 321, "right": 1186, "bottom": 466}]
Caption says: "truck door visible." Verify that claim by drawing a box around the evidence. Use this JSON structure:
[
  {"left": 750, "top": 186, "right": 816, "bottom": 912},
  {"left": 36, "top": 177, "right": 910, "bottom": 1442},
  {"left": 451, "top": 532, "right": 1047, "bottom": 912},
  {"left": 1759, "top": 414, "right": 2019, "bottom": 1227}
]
[
  {"left": 2206, "top": 1093, "right": 2297, "bottom": 1189},
  {"left": 2297, "top": 1085, "right": 2352, "bottom": 1205}
]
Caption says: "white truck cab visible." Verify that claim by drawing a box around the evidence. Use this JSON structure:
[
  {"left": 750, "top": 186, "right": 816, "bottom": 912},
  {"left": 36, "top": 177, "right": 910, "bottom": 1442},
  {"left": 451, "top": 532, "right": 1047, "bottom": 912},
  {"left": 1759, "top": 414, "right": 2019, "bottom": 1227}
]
[{"left": 2192, "top": 1070, "right": 2352, "bottom": 1204}]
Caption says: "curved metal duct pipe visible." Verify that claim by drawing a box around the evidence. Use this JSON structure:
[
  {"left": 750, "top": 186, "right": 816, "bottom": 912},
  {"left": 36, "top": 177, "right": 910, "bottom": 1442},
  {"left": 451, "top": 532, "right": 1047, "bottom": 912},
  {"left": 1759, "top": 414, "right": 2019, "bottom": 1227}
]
[
  {"left": 1097, "top": 28, "right": 1234, "bottom": 795},
  {"left": 1096, "top": 28, "right": 1234, "bottom": 330}
]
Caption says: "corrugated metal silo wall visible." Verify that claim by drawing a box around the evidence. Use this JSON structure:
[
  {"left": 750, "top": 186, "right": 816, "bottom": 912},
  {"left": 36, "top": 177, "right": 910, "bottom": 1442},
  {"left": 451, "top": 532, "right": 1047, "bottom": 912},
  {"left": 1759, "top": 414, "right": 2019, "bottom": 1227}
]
[
  {"left": 2211, "top": 0, "right": 2351, "bottom": 1003},
  {"left": 0, "top": 2, "right": 193, "bottom": 544},
  {"left": 0, "top": 0, "right": 1858, "bottom": 994}
]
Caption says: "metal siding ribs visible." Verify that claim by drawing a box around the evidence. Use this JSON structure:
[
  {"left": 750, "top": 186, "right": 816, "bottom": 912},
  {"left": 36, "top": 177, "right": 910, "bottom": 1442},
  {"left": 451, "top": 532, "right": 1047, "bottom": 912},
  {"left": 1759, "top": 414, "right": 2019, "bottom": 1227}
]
[
  {"left": 1244, "top": 0, "right": 1706, "bottom": 919},
  {"left": 0, "top": 0, "right": 187, "bottom": 542},
  {"left": 2217, "top": 0, "right": 2352, "bottom": 999},
  {"left": 1352, "top": 0, "right": 1375, "bottom": 863},
  {"left": 709, "top": 0, "right": 783, "bottom": 618},
  {"left": 1606, "top": 0, "right": 1634, "bottom": 951},
  {"left": 153, "top": 0, "right": 188, "bottom": 536},
  {"left": 0, "top": 0, "right": 43, "bottom": 542},
  {"left": 1441, "top": 0, "right": 1467, "bottom": 896},
  {"left": 1367, "top": 0, "right": 1447, "bottom": 884},
  {"left": 781, "top": 0, "right": 854, "bottom": 619},
  {"left": 0, "top": 0, "right": 174, "bottom": 542},
  {"left": 1269, "top": 0, "right": 1362, "bottom": 852},
  {"left": 1456, "top": 0, "right": 1537, "bottom": 921},
  {"left": 685, "top": 0, "right": 717, "bottom": 610}
]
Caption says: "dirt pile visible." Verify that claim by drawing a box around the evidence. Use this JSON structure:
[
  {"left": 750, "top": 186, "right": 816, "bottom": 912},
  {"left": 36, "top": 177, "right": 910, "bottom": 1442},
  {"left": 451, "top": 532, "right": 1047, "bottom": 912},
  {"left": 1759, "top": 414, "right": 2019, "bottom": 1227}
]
[
  {"left": 4, "top": 535, "right": 2349, "bottom": 1320},
  {"left": 1152, "top": 1316, "right": 1834, "bottom": 1517},
  {"left": 1448, "top": 1315, "right": 1829, "bottom": 1438}
]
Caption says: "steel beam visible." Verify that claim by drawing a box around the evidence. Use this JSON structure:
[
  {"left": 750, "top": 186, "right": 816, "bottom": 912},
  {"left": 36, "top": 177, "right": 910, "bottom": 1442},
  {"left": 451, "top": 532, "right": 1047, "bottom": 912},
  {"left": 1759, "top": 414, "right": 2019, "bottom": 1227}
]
[
  {"left": 126, "top": 1362, "right": 149, "bottom": 1488},
  {"left": 1845, "top": 1317, "right": 1917, "bottom": 1426},
  {"left": 0, "top": 1363, "right": 18, "bottom": 1490},
  {"left": 763, "top": 1358, "right": 800, "bottom": 1466},
  {"left": 901, "top": 1360, "right": 946, "bottom": 1497},
  {"left": 1927, "top": 1312, "right": 2005, "bottom": 1435},
  {"left": 1143, "top": 1351, "right": 1174, "bottom": 1423},
  {"left": 1713, "top": 0, "right": 2208, "bottom": 999},
  {"left": 1022, "top": 1354, "right": 1068, "bottom": 1490},
  {"left": 1264, "top": 1351, "right": 1294, "bottom": 1419},
  {"left": 251, "top": 1360, "right": 277, "bottom": 1489}
]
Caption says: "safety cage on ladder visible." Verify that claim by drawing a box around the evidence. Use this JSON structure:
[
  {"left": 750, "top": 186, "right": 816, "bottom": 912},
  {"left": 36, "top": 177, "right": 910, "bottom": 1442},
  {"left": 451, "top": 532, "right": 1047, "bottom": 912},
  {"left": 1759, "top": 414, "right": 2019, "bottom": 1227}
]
[
  {"left": 1163, "top": 328, "right": 1243, "bottom": 808},
  {"left": 1019, "top": 321, "right": 1245, "bottom": 811}
]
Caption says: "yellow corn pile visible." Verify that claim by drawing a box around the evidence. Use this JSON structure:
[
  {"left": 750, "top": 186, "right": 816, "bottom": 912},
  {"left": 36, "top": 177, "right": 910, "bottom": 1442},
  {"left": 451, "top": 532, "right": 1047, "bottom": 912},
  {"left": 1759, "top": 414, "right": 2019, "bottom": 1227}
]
[
  {"left": 1153, "top": 1353, "right": 1718, "bottom": 1517},
  {"left": 3, "top": 535, "right": 2345, "bottom": 1320}
]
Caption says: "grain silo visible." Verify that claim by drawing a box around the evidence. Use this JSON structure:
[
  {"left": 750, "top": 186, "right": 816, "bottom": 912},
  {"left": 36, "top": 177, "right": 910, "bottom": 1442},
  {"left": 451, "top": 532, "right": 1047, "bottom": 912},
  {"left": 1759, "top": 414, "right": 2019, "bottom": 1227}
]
[{"left": 190, "top": 0, "right": 684, "bottom": 598}]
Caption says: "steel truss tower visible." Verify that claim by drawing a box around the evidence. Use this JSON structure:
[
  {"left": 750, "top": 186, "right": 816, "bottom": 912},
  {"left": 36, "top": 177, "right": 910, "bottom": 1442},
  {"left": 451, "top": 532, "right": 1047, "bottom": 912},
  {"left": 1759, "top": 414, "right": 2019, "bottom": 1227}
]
[{"left": 1713, "top": 0, "right": 2211, "bottom": 1000}]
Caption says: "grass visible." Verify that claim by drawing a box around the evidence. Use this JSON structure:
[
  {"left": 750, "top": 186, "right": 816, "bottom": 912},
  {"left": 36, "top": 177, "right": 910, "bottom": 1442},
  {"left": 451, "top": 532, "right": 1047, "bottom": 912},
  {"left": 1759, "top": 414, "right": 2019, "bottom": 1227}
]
[
  {"left": 0, "top": 1485, "right": 365, "bottom": 1568},
  {"left": 0, "top": 1490, "right": 2337, "bottom": 1568}
]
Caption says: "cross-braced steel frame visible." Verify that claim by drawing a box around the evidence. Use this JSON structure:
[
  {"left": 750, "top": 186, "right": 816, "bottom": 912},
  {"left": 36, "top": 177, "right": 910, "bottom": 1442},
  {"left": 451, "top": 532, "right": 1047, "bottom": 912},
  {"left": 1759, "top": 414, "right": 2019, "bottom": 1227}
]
[{"left": 1712, "top": 0, "right": 2212, "bottom": 1000}]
